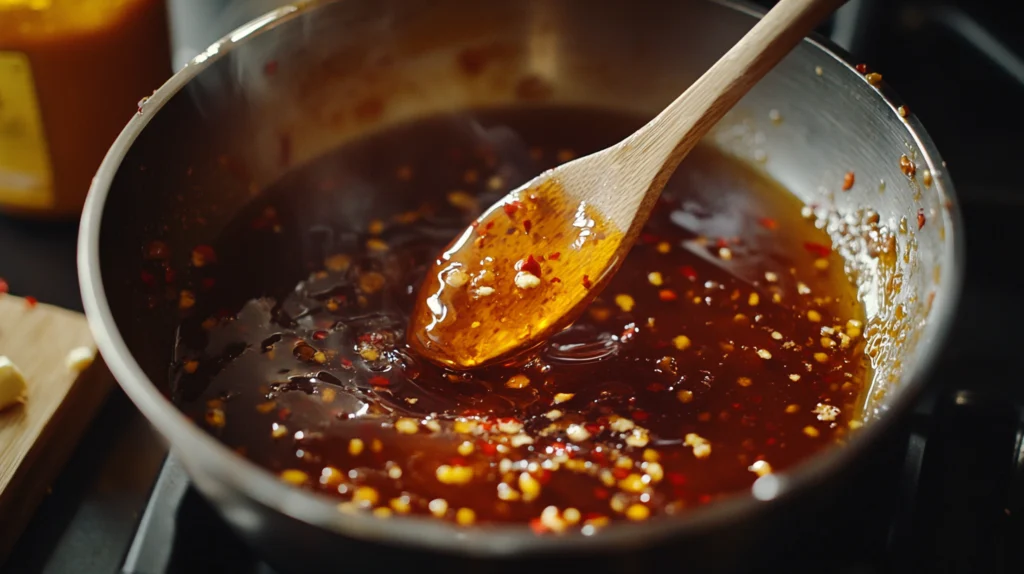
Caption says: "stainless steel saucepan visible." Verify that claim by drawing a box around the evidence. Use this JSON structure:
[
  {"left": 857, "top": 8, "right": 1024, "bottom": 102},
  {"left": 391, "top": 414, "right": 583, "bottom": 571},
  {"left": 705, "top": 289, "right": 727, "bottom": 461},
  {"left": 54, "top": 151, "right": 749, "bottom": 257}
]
[{"left": 78, "top": 0, "right": 963, "bottom": 570}]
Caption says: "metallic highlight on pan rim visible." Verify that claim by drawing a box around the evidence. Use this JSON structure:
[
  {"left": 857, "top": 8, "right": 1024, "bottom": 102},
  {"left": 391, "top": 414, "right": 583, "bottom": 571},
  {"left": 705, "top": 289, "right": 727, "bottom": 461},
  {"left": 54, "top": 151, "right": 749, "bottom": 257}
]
[{"left": 77, "top": 0, "right": 965, "bottom": 556}]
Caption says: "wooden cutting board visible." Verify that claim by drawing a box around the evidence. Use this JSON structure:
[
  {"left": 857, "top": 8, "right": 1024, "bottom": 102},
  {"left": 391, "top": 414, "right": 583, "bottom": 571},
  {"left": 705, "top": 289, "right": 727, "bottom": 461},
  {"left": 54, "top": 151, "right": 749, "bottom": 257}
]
[{"left": 0, "top": 295, "right": 115, "bottom": 562}]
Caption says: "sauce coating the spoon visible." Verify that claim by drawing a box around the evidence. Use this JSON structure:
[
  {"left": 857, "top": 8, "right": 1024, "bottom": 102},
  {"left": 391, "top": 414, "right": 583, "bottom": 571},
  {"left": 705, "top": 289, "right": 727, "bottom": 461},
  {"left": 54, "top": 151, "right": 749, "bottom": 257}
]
[
  {"left": 162, "top": 107, "right": 867, "bottom": 533},
  {"left": 408, "top": 179, "right": 624, "bottom": 369}
]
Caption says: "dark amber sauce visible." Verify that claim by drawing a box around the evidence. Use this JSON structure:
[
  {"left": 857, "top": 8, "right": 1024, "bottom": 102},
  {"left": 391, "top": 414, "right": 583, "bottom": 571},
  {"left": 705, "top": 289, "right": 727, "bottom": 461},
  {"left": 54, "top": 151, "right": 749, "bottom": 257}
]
[{"left": 169, "top": 107, "right": 866, "bottom": 533}]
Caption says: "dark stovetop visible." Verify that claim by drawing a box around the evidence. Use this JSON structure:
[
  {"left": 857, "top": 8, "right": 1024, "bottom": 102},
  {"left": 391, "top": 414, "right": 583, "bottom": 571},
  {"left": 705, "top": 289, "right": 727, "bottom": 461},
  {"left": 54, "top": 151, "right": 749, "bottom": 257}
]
[{"left": 4, "top": 0, "right": 1024, "bottom": 572}]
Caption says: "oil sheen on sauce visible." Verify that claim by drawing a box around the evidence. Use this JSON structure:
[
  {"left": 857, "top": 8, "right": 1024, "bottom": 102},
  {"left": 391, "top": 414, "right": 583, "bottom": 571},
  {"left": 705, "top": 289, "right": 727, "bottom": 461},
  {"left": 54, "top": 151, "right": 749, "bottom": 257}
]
[{"left": 166, "top": 107, "right": 867, "bottom": 533}]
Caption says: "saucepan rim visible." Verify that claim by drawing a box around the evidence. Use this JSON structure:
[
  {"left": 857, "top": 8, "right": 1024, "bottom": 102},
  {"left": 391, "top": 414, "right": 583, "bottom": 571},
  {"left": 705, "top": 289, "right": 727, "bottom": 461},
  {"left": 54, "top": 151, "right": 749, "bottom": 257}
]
[{"left": 78, "top": 0, "right": 965, "bottom": 557}]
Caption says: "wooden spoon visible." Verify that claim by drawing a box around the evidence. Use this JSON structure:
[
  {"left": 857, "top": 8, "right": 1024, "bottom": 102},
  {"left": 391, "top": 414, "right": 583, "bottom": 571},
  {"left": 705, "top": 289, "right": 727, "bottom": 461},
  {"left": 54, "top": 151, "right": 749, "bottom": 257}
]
[{"left": 408, "top": 0, "right": 843, "bottom": 369}]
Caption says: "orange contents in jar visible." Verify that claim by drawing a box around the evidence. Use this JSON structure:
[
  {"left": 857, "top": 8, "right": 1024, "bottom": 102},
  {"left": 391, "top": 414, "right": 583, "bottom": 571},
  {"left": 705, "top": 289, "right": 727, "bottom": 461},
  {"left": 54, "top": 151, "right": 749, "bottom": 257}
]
[{"left": 0, "top": 0, "right": 170, "bottom": 218}]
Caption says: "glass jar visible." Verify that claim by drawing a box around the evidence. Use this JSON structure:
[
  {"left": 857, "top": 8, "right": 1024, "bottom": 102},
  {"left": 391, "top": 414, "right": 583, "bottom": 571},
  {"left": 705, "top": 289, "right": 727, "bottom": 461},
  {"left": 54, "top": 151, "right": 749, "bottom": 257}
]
[{"left": 0, "top": 0, "right": 171, "bottom": 219}]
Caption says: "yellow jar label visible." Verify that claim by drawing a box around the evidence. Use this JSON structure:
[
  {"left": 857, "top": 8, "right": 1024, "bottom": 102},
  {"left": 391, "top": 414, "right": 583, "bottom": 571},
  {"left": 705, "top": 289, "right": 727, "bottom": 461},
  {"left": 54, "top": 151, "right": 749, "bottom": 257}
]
[{"left": 0, "top": 50, "right": 54, "bottom": 210}]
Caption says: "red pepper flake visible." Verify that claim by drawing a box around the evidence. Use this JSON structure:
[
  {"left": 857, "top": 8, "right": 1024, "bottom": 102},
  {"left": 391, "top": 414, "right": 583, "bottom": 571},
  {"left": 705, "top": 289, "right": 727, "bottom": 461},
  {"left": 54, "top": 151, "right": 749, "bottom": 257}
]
[
  {"left": 646, "top": 383, "right": 666, "bottom": 392},
  {"left": 368, "top": 376, "right": 390, "bottom": 387},
  {"left": 277, "top": 407, "right": 292, "bottom": 421},
  {"left": 485, "top": 221, "right": 495, "bottom": 231},
  {"left": 679, "top": 265, "right": 697, "bottom": 280},
  {"left": 917, "top": 209, "right": 926, "bottom": 230},
  {"left": 548, "top": 252, "right": 561, "bottom": 261},
  {"left": 593, "top": 487, "right": 610, "bottom": 500},
  {"left": 582, "top": 275, "right": 592, "bottom": 289},
  {"left": 537, "top": 469, "right": 553, "bottom": 485},
  {"left": 523, "top": 219, "right": 533, "bottom": 234},
  {"left": 480, "top": 441, "right": 498, "bottom": 456},
  {"left": 715, "top": 237, "right": 729, "bottom": 249},
  {"left": 201, "top": 277, "right": 217, "bottom": 290},
  {"left": 517, "top": 255, "right": 542, "bottom": 277},
  {"left": 640, "top": 233, "right": 658, "bottom": 244},
  {"left": 191, "top": 245, "right": 217, "bottom": 268},
  {"left": 612, "top": 467, "right": 629, "bottom": 480},
  {"left": 757, "top": 217, "right": 778, "bottom": 230},
  {"left": 165, "top": 268, "right": 177, "bottom": 283},
  {"left": 842, "top": 171, "right": 855, "bottom": 191},
  {"left": 313, "top": 330, "right": 329, "bottom": 341},
  {"left": 584, "top": 422, "right": 603, "bottom": 435},
  {"left": 25, "top": 296, "right": 38, "bottom": 308},
  {"left": 802, "top": 241, "right": 831, "bottom": 257},
  {"left": 855, "top": 63, "right": 868, "bottom": 74},
  {"left": 140, "top": 271, "right": 155, "bottom": 286},
  {"left": 551, "top": 277, "right": 562, "bottom": 284},
  {"left": 340, "top": 358, "right": 353, "bottom": 369},
  {"left": 698, "top": 494, "right": 712, "bottom": 505},
  {"left": 0, "top": 278, "right": 8, "bottom": 295},
  {"left": 502, "top": 201, "right": 521, "bottom": 217},
  {"left": 766, "top": 437, "right": 777, "bottom": 446},
  {"left": 263, "top": 60, "right": 279, "bottom": 76},
  {"left": 529, "top": 518, "right": 548, "bottom": 534},
  {"left": 658, "top": 289, "right": 678, "bottom": 302},
  {"left": 633, "top": 410, "right": 649, "bottom": 422}
]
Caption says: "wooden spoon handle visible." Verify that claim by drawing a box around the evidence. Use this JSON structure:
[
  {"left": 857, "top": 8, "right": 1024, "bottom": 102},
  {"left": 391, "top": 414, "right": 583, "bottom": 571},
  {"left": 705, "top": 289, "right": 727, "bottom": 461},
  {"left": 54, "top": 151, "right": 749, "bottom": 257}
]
[{"left": 624, "top": 0, "right": 845, "bottom": 196}]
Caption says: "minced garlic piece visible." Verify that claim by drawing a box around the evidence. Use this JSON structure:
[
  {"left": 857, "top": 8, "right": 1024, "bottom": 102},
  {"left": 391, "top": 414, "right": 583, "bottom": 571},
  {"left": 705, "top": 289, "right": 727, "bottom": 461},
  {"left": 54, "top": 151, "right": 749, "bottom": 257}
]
[
  {"left": 436, "top": 464, "right": 474, "bottom": 485},
  {"left": 390, "top": 497, "right": 412, "bottom": 514},
  {"left": 0, "top": 356, "right": 27, "bottom": 411},
  {"left": 394, "top": 418, "right": 419, "bottom": 434},
  {"left": 615, "top": 294, "right": 635, "bottom": 312},
  {"left": 748, "top": 460, "right": 773, "bottom": 477},
  {"left": 672, "top": 335, "right": 691, "bottom": 351},
  {"left": 456, "top": 507, "right": 476, "bottom": 526},
  {"left": 619, "top": 473, "right": 646, "bottom": 493},
  {"left": 65, "top": 347, "right": 95, "bottom": 373},
  {"left": 684, "top": 433, "right": 711, "bottom": 459},
  {"left": 444, "top": 267, "right": 469, "bottom": 288},
  {"left": 647, "top": 272, "right": 664, "bottom": 286},
  {"left": 506, "top": 374, "right": 530, "bottom": 389},
  {"left": 428, "top": 498, "right": 448, "bottom": 517},
  {"left": 812, "top": 403, "right": 841, "bottom": 422},
  {"left": 348, "top": 438, "right": 365, "bottom": 456},
  {"left": 566, "top": 424, "right": 591, "bottom": 442},
  {"left": 626, "top": 503, "right": 651, "bottom": 521},
  {"left": 497, "top": 419, "right": 523, "bottom": 434},
  {"left": 625, "top": 427, "right": 650, "bottom": 448},
  {"left": 553, "top": 393, "right": 574, "bottom": 404},
  {"left": 540, "top": 506, "right": 567, "bottom": 532},
  {"left": 519, "top": 472, "right": 541, "bottom": 501},
  {"left": 645, "top": 461, "right": 664, "bottom": 483},
  {"left": 497, "top": 482, "right": 520, "bottom": 501},
  {"left": 514, "top": 271, "right": 541, "bottom": 290},
  {"left": 279, "top": 469, "right": 308, "bottom": 485},
  {"left": 608, "top": 416, "right": 635, "bottom": 433},
  {"left": 352, "top": 486, "right": 379, "bottom": 506},
  {"left": 563, "top": 507, "right": 582, "bottom": 525}
]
